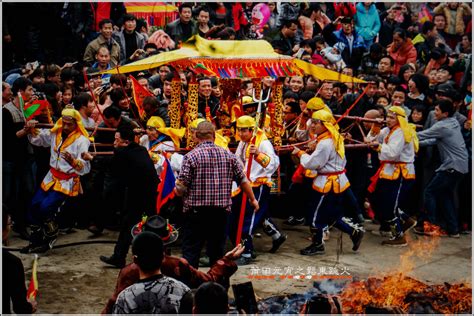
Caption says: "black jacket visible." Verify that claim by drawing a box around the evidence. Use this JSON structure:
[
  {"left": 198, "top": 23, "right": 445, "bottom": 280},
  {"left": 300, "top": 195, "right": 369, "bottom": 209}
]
[
  {"left": 270, "top": 32, "right": 296, "bottom": 56},
  {"left": 112, "top": 142, "right": 159, "bottom": 213},
  {"left": 2, "top": 250, "right": 34, "bottom": 314},
  {"left": 165, "top": 19, "right": 197, "bottom": 44}
]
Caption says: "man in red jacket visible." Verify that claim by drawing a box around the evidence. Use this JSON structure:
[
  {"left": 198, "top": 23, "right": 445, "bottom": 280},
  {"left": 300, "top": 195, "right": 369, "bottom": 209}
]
[{"left": 101, "top": 215, "right": 244, "bottom": 314}]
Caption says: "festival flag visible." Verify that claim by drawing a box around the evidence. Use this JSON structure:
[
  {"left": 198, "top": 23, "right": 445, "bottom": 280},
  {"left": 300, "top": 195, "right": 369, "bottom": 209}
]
[
  {"left": 23, "top": 100, "right": 50, "bottom": 121},
  {"left": 18, "top": 92, "right": 26, "bottom": 119},
  {"left": 26, "top": 254, "right": 39, "bottom": 300},
  {"left": 130, "top": 75, "right": 153, "bottom": 119},
  {"left": 156, "top": 157, "right": 176, "bottom": 214},
  {"left": 192, "top": 63, "right": 217, "bottom": 77}
]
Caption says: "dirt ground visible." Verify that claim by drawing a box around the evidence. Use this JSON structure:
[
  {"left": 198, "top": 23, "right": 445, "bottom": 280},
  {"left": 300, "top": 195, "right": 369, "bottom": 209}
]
[{"left": 5, "top": 219, "right": 472, "bottom": 314}]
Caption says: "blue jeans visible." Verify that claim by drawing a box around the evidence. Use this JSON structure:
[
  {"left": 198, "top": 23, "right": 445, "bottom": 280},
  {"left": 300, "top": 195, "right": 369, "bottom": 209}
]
[{"left": 423, "top": 170, "right": 462, "bottom": 234}]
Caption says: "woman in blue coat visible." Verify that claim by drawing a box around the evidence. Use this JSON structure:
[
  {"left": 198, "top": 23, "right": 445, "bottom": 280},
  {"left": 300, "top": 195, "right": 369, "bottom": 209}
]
[{"left": 354, "top": 2, "right": 381, "bottom": 48}]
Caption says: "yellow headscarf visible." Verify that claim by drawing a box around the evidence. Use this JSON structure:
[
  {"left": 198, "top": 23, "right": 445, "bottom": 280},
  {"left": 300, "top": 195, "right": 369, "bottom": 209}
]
[
  {"left": 388, "top": 106, "right": 419, "bottom": 153},
  {"left": 51, "top": 108, "right": 89, "bottom": 138},
  {"left": 147, "top": 116, "right": 185, "bottom": 149},
  {"left": 190, "top": 118, "right": 228, "bottom": 149},
  {"left": 307, "top": 97, "right": 332, "bottom": 113},
  {"left": 236, "top": 115, "right": 268, "bottom": 158},
  {"left": 312, "top": 110, "right": 345, "bottom": 159}
]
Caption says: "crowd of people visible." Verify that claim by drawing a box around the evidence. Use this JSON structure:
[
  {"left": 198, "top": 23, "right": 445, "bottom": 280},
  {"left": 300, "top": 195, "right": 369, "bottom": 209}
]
[{"left": 2, "top": 1, "right": 472, "bottom": 314}]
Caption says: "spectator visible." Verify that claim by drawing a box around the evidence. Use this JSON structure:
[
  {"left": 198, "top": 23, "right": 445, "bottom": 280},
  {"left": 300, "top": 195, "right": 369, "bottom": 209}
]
[
  {"left": 136, "top": 18, "right": 149, "bottom": 42},
  {"left": 112, "top": 231, "right": 191, "bottom": 314},
  {"left": 193, "top": 282, "right": 229, "bottom": 314},
  {"left": 2, "top": 208, "right": 38, "bottom": 314},
  {"left": 2, "top": 77, "right": 36, "bottom": 240},
  {"left": 83, "top": 19, "right": 121, "bottom": 67},
  {"left": 113, "top": 14, "right": 146, "bottom": 65},
  {"left": 406, "top": 73, "right": 430, "bottom": 109},
  {"left": 378, "top": 5, "right": 402, "bottom": 47},
  {"left": 165, "top": 3, "right": 197, "bottom": 45},
  {"left": 416, "top": 99, "right": 469, "bottom": 237},
  {"left": 433, "top": 13, "right": 449, "bottom": 44},
  {"left": 433, "top": 2, "right": 472, "bottom": 50},
  {"left": 73, "top": 92, "right": 96, "bottom": 129},
  {"left": 377, "top": 55, "right": 395, "bottom": 80},
  {"left": 398, "top": 64, "right": 416, "bottom": 90},
  {"left": 277, "top": 2, "right": 301, "bottom": 28},
  {"left": 322, "top": 16, "right": 366, "bottom": 68},
  {"left": 91, "top": 46, "right": 112, "bottom": 84},
  {"left": 270, "top": 19, "right": 299, "bottom": 56},
  {"left": 142, "top": 95, "right": 170, "bottom": 127},
  {"left": 264, "top": 2, "right": 279, "bottom": 37},
  {"left": 387, "top": 28, "right": 417, "bottom": 75},
  {"left": 100, "top": 126, "right": 159, "bottom": 268},
  {"left": 175, "top": 121, "right": 259, "bottom": 268},
  {"left": 2, "top": 82, "right": 13, "bottom": 105},
  {"left": 354, "top": 2, "right": 381, "bottom": 48},
  {"left": 455, "top": 34, "right": 472, "bottom": 56},
  {"left": 197, "top": 77, "right": 220, "bottom": 122},
  {"left": 102, "top": 215, "right": 244, "bottom": 314},
  {"left": 332, "top": 3, "right": 356, "bottom": 20},
  {"left": 359, "top": 43, "right": 384, "bottom": 76},
  {"left": 413, "top": 21, "right": 439, "bottom": 65},
  {"left": 196, "top": 6, "right": 213, "bottom": 38}
]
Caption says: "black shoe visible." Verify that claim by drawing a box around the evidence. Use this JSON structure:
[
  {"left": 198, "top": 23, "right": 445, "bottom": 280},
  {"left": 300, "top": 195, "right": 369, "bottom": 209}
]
[
  {"left": 13, "top": 226, "right": 30, "bottom": 240},
  {"left": 100, "top": 255, "right": 125, "bottom": 268},
  {"left": 235, "top": 256, "right": 254, "bottom": 266},
  {"left": 269, "top": 234, "right": 287, "bottom": 253},
  {"left": 300, "top": 243, "right": 325, "bottom": 256},
  {"left": 199, "top": 255, "right": 210, "bottom": 267},
  {"left": 59, "top": 227, "right": 76, "bottom": 234},
  {"left": 351, "top": 229, "right": 364, "bottom": 251},
  {"left": 87, "top": 225, "right": 103, "bottom": 236},
  {"left": 251, "top": 251, "right": 257, "bottom": 259},
  {"left": 20, "top": 242, "right": 51, "bottom": 254},
  {"left": 284, "top": 216, "right": 305, "bottom": 226}
]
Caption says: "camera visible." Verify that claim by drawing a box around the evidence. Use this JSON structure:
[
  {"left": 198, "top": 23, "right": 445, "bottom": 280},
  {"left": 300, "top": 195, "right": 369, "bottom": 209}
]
[{"left": 33, "top": 88, "right": 46, "bottom": 100}]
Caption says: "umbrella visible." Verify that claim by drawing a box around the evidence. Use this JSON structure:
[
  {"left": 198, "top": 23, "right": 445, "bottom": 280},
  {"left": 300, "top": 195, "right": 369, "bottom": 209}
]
[
  {"left": 100, "top": 35, "right": 366, "bottom": 83},
  {"left": 124, "top": 2, "right": 178, "bottom": 26}
]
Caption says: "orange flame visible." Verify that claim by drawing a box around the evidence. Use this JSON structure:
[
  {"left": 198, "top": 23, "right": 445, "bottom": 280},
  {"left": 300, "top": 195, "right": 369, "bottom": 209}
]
[{"left": 340, "top": 236, "right": 471, "bottom": 314}]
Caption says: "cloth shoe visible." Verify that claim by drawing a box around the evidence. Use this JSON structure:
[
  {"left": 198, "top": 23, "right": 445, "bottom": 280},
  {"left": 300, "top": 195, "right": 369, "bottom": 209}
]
[
  {"left": 351, "top": 229, "right": 364, "bottom": 251},
  {"left": 284, "top": 216, "right": 305, "bottom": 226},
  {"left": 235, "top": 256, "right": 254, "bottom": 266},
  {"left": 300, "top": 243, "right": 325, "bottom": 256},
  {"left": 87, "top": 225, "right": 103, "bottom": 236},
  {"left": 199, "top": 255, "right": 210, "bottom": 267},
  {"left": 381, "top": 235, "right": 408, "bottom": 247},
  {"left": 269, "top": 234, "right": 287, "bottom": 253},
  {"left": 100, "top": 255, "right": 125, "bottom": 268}
]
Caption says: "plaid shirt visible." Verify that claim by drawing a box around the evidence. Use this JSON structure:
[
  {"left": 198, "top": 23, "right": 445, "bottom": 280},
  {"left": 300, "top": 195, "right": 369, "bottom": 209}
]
[{"left": 177, "top": 141, "right": 247, "bottom": 212}]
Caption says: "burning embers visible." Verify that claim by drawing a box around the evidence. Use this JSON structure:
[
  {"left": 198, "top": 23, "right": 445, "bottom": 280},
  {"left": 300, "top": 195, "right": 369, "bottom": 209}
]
[
  {"left": 340, "top": 275, "right": 472, "bottom": 314},
  {"left": 257, "top": 237, "right": 472, "bottom": 314}
]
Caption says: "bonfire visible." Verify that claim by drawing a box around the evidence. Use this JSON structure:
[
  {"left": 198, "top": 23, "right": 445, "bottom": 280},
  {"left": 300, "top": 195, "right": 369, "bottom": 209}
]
[
  {"left": 339, "top": 237, "right": 471, "bottom": 314},
  {"left": 257, "top": 236, "right": 472, "bottom": 314}
]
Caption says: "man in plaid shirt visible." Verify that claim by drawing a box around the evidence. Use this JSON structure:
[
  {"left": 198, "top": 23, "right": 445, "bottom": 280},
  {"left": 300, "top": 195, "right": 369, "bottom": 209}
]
[{"left": 175, "top": 121, "right": 259, "bottom": 268}]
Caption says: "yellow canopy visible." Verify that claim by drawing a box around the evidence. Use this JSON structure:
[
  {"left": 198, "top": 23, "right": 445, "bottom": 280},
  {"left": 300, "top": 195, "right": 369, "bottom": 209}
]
[{"left": 100, "top": 35, "right": 365, "bottom": 83}]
